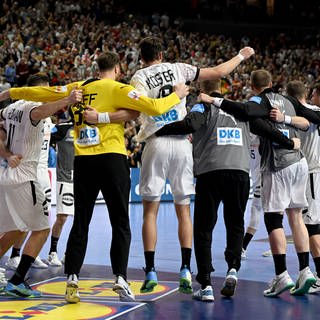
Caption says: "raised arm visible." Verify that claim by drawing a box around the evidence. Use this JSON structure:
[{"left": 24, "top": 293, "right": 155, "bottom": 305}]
[{"left": 198, "top": 47, "right": 255, "bottom": 80}]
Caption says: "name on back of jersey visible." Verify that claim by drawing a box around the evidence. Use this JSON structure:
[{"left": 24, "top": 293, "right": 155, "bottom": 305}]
[
  {"left": 7, "top": 108, "right": 23, "bottom": 123},
  {"left": 145, "top": 70, "right": 176, "bottom": 89}
]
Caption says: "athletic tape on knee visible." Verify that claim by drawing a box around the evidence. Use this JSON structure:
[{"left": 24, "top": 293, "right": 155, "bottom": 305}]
[
  {"left": 264, "top": 213, "right": 283, "bottom": 235},
  {"left": 142, "top": 195, "right": 161, "bottom": 202},
  {"left": 174, "top": 195, "right": 191, "bottom": 205},
  {"left": 305, "top": 224, "right": 320, "bottom": 237}
]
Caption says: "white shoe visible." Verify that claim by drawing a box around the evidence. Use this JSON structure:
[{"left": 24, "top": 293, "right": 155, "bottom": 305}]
[
  {"left": 0, "top": 270, "right": 7, "bottom": 289},
  {"left": 113, "top": 275, "right": 135, "bottom": 302},
  {"left": 262, "top": 250, "right": 272, "bottom": 257},
  {"left": 47, "top": 252, "right": 62, "bottom": 267},
  {"left": 32, "top": 256, "right": 48, "bottom": 269},
  {"left": 264, "top": 271, "right": 295, "bottom": 297},
  {"left": 309, "top": 274, "right": 320, "bottom": 294},
  {"left": 65, "top": 274, "right": 80, "bottom": 303},
  {"left": 0, "top": 267, "right": 6, "bottom": 273},
  {"left": 221, "top": 268, "right": 238, "bottom": 297},
  {"left": 5, "top": 256, "right": 21, "bottom": 271},
  {"left": 241, "top": 248, "right": 247, "bottom": 260},
  {"left": 290, "top": 267, "right": 316, "bottom": 295},
  {"left": 192, "top": 285, "right": 214, "bottom": 302}
]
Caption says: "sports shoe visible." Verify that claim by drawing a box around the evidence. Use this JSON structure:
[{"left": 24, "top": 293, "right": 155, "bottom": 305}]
[
  {"left": 221, "top": 268, "right": 238, "bottom": 297},
  {"left": 179, "top": 267, "right": 193, "bottom": 294},
  {"left": 0, "top": 267, "right": 6, "bottom": 273},
  {"left": 65, "top": 274, "right": 80, "bottom": 303},
  {"left": 264, "top": 270, "right": 295, "bottom": 297},
  {"left": 5, "top": 280, "right": 41, "bottom": 298},
  {"left": 192, "top": 285, "right": 214, "bottom": 302},
  {"left": 0, "top": 270, "right": 7, "bottom": 290},
  {"left": 140, "top": 268, "right": 158, "bottom": 293},
  {"left": 113, "top": 275, "right": 135, "bottom": 302},
  {"left": 262, "top": 250, "right": 272, "bottom": 257},
  {"left": 308, "top": 274, "right": 320, "bottom": 294},
  {"left": 5, "top": 256, "right": 21, "bottom": 270},
  {"left": 241, "top": 248, "right": 247, "bottom": 260},
  {"left": 61, "top": 254, "right": 65, "bottom": 264},
  {"left": 47, "top": 252, "right": 62, "bottom": 267},
  {"left": 31, "top": 256, "right": 48, "bottom": 269},
  {"left": 290, "top": 267, "right": 317, "bottom": 295}
]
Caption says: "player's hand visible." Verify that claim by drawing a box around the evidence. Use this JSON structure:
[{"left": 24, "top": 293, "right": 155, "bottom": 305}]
[
  {"left": 67, "top": 88, "right": 83, "bottom": 104},
  {"left": 174, "top": 83, "right": 189, "bottom": 99},
  {"left": 7, "top": 154, "right": 22, "bottom": 168},
  {"left": 238, "top": 47, "right": 255, "bottom": 60},
  {"left": 270, "top": 105, "right": 284, "bottom": 123},
  {"left": 83, "top": 107, "right": 98, "bottom": 124},
  {"left": 292, "top": 137, "right": 301, "bottom": 150},
  {"left": 198, "top": 93, "right": 214, "bottom": 104}
]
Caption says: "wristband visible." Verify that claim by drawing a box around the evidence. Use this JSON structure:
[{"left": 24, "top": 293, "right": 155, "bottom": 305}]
[
  {"left": 237, "top": 53, "right": 245, "bottom": 61},
  {"left": 284, "top": 115, "right": 292, "bottom": 125},
  {"left": 98, "top": 112, "right": 110, "bottom": 123},
  {"left": 212, "top": 97, "right": 224, "bottom": 108}
]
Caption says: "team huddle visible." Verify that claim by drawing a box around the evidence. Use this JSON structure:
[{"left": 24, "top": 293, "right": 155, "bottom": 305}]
[{"left": 0, "top": 36, "right": 319, "bottom": 304}]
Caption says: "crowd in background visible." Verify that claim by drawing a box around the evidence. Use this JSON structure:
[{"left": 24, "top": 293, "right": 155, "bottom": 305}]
[{"left": 1, "top": 0, "right": 320, "bottom": 167}]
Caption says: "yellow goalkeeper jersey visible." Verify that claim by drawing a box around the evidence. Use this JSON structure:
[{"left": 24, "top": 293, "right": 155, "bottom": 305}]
[{"left": 10, "top": 78, "right": 180, "bottom": 156}]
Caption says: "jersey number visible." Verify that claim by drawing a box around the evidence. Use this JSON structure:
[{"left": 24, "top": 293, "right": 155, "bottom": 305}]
[
  {"left": 158, "top": 85, "right": 173, "bottom": 98},
  {"left": 7, "top": 123, "right": 16, "bottom": 149}
]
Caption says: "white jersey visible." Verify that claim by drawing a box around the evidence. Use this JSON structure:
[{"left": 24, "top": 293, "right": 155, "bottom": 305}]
[
  {"left": 38, "top": 117, "right": 52, "bottom": 170},
  {"left": 300, "top": 102, "right": 320, "bottom": 173},
  {"left": 0, "top": 100, "right": 43, "bottom": 185},
  {"left": 130, "top": 62, "right": 199, "bottom": 141}
]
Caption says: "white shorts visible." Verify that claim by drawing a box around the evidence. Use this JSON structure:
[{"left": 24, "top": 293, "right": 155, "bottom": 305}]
[
  {"left": 0, "top": 181, "right": 50, "bottom": 232},
  {"left": 303, "top": 172, "right": 320, "bottom": 224},
  {"left": 140, "top": 135, "right": 195, "bottom": 199},
  {"left": 37, "top": 167, "right": 52, "bottom": 211},
  {"left": 56, "top": 181, "right": 74, "bottom": 216},
  {"left": 261, "top": 158, "right": 308, "bottom": 212}
]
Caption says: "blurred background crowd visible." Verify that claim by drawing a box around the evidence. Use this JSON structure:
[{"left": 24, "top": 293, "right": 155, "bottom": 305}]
[{"left": 1, "top": 0, "right": 320, "bottom": 167}]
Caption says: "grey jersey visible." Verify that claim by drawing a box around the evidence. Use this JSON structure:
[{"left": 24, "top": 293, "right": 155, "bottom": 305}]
[
  {"left": 192, "top": 105, "right": 251, "bottom": 176},
  {"left": 259, "top": 92, "right": 303, "bottom": 172},
  {"left": 300, "top": 103, "right": 320, "bottom": 173},
  {"left": 56, "top": 127, "right": 74, "bottom": 182}
]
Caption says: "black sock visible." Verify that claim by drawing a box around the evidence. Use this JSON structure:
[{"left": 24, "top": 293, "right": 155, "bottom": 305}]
[
  {"left": 10, "top": 247, "right": 21, "bottom": 259},
  {"left": 242, "top": 233, "right": 253, "bottom": 250},
  {"left": 181, "top": 247, "right": 192, "bottom": 271},
  {"left": 49, "top": 236, "right": 59, "bottom": 254},
  {"left": 144, "top": 251, "right": 155, "bottom": 273},
  {"left": 313, "top": 257, "right": 320, "bottom": 277},
  {"left": 9, "top": 254, "right": 35, "bottom": 285},
  {"left": 273, "top": 254, "right": 286, "bottom": 275},
  {"left": 297, "top": 252, "right": 309, "bottom": 271}
]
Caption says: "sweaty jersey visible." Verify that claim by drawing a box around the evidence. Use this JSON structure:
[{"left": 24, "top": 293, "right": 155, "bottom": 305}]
[
  {"left": 0, "top": 100, "right": 43, "bottom": 185},
  {"left": 300, "top": 102, "right": 320, "bottom": 173},
  {"left": 130, "top": 62, "right": 199, "bottom": 141},
  {"left": 10, "top": 78, "right": 181, "bottom": 156}
]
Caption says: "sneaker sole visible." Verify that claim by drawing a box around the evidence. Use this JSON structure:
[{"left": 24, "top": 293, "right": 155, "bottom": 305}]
[
  {"left": 65, "top": 284, "right": 80, "bottom": 303},
  {"left": 291, "top": 278, "right": 317, "bottom": 296},
  {"left": 113, "top": 286, "right": 135, "bottom": 302},
  {"left": 140, "top": 280, "right": 158, "bottom": 293},
  {"left": 221, "top": 278, "right": 237, "bottom": 297},
  {"left": 264, "top": 283, "right": 295, "bottom": 297},
  {"left": 192, "top": 294, "right": 214, "bottom": 302},
  {"left": 179, "top": 279, "right": 193, "bottom": 294}
]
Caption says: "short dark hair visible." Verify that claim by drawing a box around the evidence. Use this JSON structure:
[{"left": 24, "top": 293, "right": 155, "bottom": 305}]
[
  {"left": 286, "top": 80, "right": 306, "bottom": 100},
  {"left": 96, "top": 52, "right": 120, "bottom": 72},
  {"left": 313, "top": 83, "right": 320, "bottom": 95},
  {"left": 200, "top": 79, "right": 221, "bottom": 95},
  {"left": 250, "top": 69, "right": 272, "bottom": 90},
  {"left": 139, "top": 37, "right": 163, "bottom": 63},
  {"left": 27, "top": 73, "right": 49, "bottom": 87}
]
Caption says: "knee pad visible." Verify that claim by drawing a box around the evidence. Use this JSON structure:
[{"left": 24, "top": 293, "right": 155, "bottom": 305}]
[
  {"left": 174, "top": 195, "right": 191, "bottom": 205},
  {"left": 264, "top": 213, "right": 283, "bottom": 235},
  {"left": 142, "top": 195, "right": 161, "bottom": 202},
  {"left": 305, "top": 224, "right": 320, "bottom": 237}
]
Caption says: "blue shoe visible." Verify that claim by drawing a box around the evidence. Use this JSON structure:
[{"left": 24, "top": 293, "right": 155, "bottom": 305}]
[
  {"left": 221, "top": 268, "right": 238, "bottom": 297},
  {"left": 192, "top": 285, "right": 214, "bottom": 302},
  {"left": 140, "top": 268, "right": 158, "bottom": 293},
  {"left": 5, "top": 281, "right": 41, "bottom": 298},
  {"left": 179, "top": 268, "right": 193, "bottom": 294}
]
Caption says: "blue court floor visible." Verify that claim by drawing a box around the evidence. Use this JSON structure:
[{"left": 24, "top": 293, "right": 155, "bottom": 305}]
[{"left": 0, "top": 200, "right": 319, "bottom": 319}]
